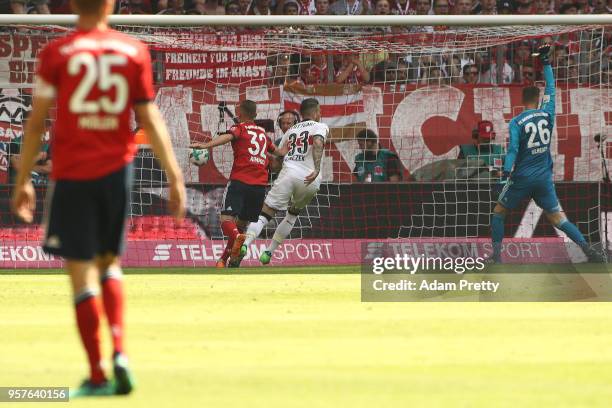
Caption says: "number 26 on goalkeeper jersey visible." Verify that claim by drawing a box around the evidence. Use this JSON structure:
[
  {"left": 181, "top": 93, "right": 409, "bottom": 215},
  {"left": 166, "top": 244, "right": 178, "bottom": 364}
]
[{"left": 503, "top": 64, "right": 556, "bottom": 181}]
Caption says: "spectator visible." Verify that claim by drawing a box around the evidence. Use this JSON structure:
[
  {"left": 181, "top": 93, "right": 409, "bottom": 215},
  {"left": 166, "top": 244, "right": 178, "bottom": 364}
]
[
  {"left": 458, "top": 120, "right": 504, "bottom": 170},
  {"left": 49, "top": 0, "right": 71, "bottom": 13},
  {"left": 157, "top": 0, "right": 185, "bottom": 13},
  {"left": 335, "top": 54, "right": 370, "bottom": 84},
  {"left": 250, "top": 0, "right": 271, "bottom": 14},
  {"left": 268, "top": 54, "right": 291, "bottom": 85},
  {"left": 497, "top": 0, "right": 513, "bottom": 13},
  {"left": 408, "top": 0, "right": 433, "bottom": 32},
  {"left": 420, "top": 65, "right": 447, "bottom": 85},
  {"left": 329, "top": 0, "right": 369, "bottom": 15},
  {"left": 7, "top": 134, "right": 52, "bottom": 186},
  {"left": 566, "top": 63, "right": 579, "bottom": 84},
  {"left": 431, "top": 0, "right": 450, "bottom": 30},
  {"left": 371, "top": 60, "right": 398, "bottom": 82},
  {"left": 119, "top": 0, "right": 153, "bottom": 13},
  {"left": 225, "top": 0, "right": 241, "bottom": 13},
  {"left": 393, "top": 0, "right": 414, "bottom": 14},
  {"left": 193, "top": 0, "right": 225, "bottom": 14},
  {"left": 534, "top": 0, "right": 553, "bottom": 13},
  {"left": 433, "top": 0, "right": 450, "bottom": 14},
  {"left": 519, "top": 63, "right": 536, "bottom": 84},
  {"left": 479, "top": 0, "right": 497, "bottom": 13},
  {"left": 444, "top": 54, "right": 463, "bottom": 83},
  {"left": 513, "top": 40, "right": 533, "bottom": 65},
  {"left": 301, "top": 54, "right": 328, "bottom": 84},
  {"left": 269, "top": 110, "right": 301, "bottom": 175},
  {"left": 559, "top": 2, "right": 578, "bottom": 13},
  {"left": 294, "top": 0, "right": 316, "bottom": 14},
  {"left": 237, "top": 0, "right": 251, "bottom": 13},
  {"left": 515, "top": 0, "right": 535, "bottom": 13},
  {"left": 371, "top": 0, "right": 394, "bottom": 32},
  {"left": 554, "top": 45, "right": 569, "bottom": 66},
  {"left": 415, "top": 0, "right": 431, "bottom": 13},
  {"left": 283, "top": 0, "right": 299, "bottom": 13},
  {"left": 480, "top": 47, "right": 515, "bottom": 84},
  {"left": 353, "top": 129, "right": 402, "bottom": 182},
  {"left": 315, "top": 0, "right": 329, "bottom": 13},
  {"left": 454, "top": 0, "right": 472, "bottom": 14},
  {"left": 153, "top": 0, "right": 167, "bottom": 12},
  {"left": 462, "top": 63, "right": 479, "bottom": 84},
  {"left": 575, "top": 0, "right": 591, "bottom": 12},
  {"left": 395, "top": 58, "right": 409, "bottom": 82},
  {"left": 374, "top": 0, "right": 391, "bottom": 14},
  {"left": 592, "top": 0, "right": 610, "bottom": 13},
  {"left": 10, "top": 0, "right": 50, "bottom": 13},
  {"left": 276, "top": 111, "right": 300, "bottom": 138}
]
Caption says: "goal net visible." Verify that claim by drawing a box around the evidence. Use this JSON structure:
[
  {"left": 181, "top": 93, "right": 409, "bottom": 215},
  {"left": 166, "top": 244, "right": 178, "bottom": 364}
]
[{"left": 0, "top": 20, "right": 610, "bottom": 267}]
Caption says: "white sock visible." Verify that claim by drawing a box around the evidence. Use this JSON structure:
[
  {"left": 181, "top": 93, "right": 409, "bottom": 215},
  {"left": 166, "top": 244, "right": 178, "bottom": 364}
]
[
  {"left": 268, "top": 213, "right": 298, "bottom": 253},
  {"left": 244, "top": 215, "right": 269, "bottom": 247}
]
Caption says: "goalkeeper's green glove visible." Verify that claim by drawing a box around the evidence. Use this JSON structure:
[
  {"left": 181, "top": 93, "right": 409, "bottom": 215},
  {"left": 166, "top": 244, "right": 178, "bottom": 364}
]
[{"left": 537, "top": 44, "right": 552, "bottom": 65}]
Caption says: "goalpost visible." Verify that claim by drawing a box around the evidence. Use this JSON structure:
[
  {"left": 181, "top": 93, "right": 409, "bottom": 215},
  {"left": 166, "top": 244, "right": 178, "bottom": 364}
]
[{"left": 0, "top": 15, "right": 610, "bottom": 267}]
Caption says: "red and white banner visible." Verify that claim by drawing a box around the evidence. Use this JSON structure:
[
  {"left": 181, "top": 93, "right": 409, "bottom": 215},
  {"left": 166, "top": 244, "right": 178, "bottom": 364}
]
[
  {"left": 0, "top": 238, "right": 573, "bottom": 269},
  {"left": 162, "top": 49, "right": 268, "bottom": 85},
  {"left": 0, "top": 33, "right": 610, "bottom": 183},
  {"left": 282, "top": 83, "right": 366, "bottom": 131},
  {"left": 159, "top": 83, "right": 611, "bottom": 183}
]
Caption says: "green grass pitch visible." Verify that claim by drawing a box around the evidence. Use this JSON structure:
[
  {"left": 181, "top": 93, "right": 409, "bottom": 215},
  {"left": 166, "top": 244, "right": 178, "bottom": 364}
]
[{"left": 3, "top": 266, "right": 612, "bottom": 407}]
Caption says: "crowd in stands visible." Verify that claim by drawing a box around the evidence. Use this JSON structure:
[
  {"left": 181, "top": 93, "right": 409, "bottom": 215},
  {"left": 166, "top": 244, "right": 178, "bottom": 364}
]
[
  {"left": 1, "top": 0, "right": 609, "bottom": 16},
  {"left": 265, "top": 28, "right": 611, "bottom": 87},
  {"left": 2, "top": 0, "right": 610, "bottom": 86}
]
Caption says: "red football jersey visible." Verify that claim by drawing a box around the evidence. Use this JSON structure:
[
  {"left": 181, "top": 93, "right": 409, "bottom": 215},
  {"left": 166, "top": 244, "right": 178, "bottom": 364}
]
[
  {"left": 36, "top": 27, "right": 155, "bottom": 180},
  {"left": 229, "top": 122, "right": 275, "bottom": 186}
]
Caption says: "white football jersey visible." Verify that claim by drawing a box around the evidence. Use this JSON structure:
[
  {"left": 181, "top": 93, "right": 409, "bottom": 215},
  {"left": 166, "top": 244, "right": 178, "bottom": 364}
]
[{"left": 278, "top": 120, "right": 329, "bottom": 179}]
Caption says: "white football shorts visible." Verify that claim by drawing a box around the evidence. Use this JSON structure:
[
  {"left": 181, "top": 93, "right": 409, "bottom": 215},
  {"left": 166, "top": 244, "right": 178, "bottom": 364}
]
[{"left": 264, "top": 171, "right": 320, "bottom": 212}]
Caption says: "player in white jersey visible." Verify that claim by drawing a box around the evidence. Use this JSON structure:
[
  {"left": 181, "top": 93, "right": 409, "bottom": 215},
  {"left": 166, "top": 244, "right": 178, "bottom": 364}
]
[{"left": 241, "top": 98, "right": 328, "bottom": 265}]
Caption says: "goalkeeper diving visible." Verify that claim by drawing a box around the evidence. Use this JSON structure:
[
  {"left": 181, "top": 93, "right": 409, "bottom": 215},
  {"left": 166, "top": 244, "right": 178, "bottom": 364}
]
[{"left": 491, "top": 43, "right": 605, "bottom": 263}]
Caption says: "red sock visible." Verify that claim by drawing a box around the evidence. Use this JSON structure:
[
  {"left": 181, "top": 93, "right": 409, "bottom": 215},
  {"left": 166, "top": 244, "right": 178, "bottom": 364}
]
[
  {"left": 221, "top": 220, "right": 240, "bottom": 262},
  {"left": 75, "top": 292, "right": 106, "bottom": 384},
  {"left": 101, "top": 270, "right": 124, "bottom": 355},
  {"left": 221, "top": 220, "right": 239, "bottom": 241},
  {"left": 221, "top": 237, "right": 234, "bottom": 262}
]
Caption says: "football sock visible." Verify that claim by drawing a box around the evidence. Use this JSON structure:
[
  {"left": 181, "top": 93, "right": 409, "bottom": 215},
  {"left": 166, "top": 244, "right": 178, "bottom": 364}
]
[
  {"left": 221, "top": 220, "right": 239, "bottom": 241},
  {"left": 491, "top": 213, "right": 505, "bottom": 260},
  {"left": 556, "top": 219, "right": 587, "bottom": 247},
  {"left": 244, "top": 215, "right": 271, "bottom": 247},
  {"left": 101, "top": 266, "right": 125, "bottom": 355},
  {"left": 221, "top": 220, "right": 240, "bottom": 261},
  {"left": 74, "top": 289, "right": 106, "bottom": 384},
  {"left": 268, "top": 213, "right": 298, "bottom": 253},
  {"left": 221, "top": 241, "right": 232, "bottom": 262}
]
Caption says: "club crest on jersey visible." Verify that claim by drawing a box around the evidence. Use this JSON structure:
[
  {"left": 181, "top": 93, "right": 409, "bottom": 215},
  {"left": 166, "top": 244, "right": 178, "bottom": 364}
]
[{"left": 374, "top": 165, "right": 384, "bottom": 176}]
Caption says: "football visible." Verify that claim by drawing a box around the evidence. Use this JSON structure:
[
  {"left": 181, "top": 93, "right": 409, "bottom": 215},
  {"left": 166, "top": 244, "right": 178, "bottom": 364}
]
[{"left": 189, "top": 148, "right": 210, "bottom": 166}]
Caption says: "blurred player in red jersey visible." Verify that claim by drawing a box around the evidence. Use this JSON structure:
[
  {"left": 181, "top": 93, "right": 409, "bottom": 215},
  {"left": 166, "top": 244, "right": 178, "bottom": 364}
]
[
  {"left": 11, "top": 0, "right": 186, "bottom": 398},
  {"left": 191, "top": 100, "right": 275, "bottom": 268}
]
